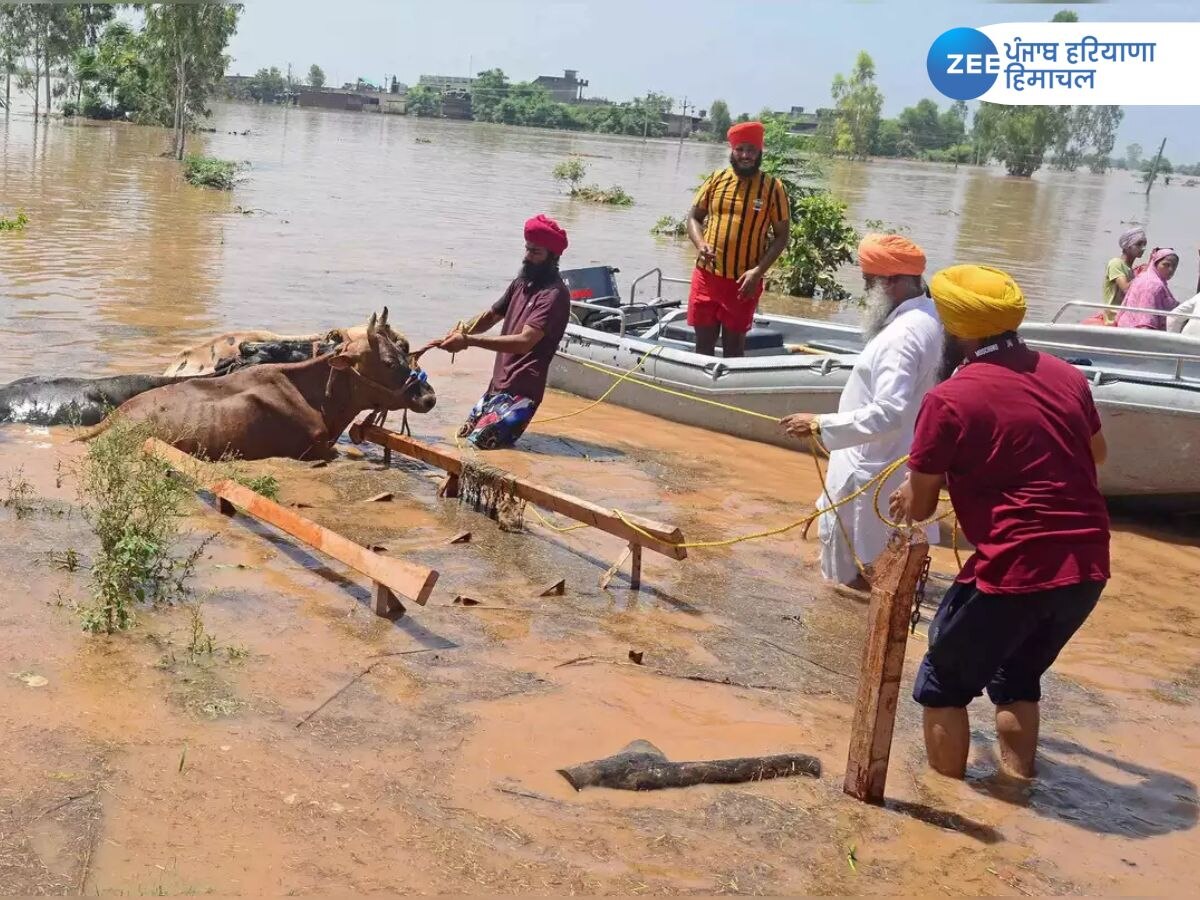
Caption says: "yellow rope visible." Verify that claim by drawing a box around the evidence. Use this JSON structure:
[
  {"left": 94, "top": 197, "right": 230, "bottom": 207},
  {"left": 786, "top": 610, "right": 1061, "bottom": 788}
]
[
  {"left": 446, "top": 338, "right": 961, "bottom": 560},
  {"left": 536, "top": 346, "right": 661, "bottom": 424}
]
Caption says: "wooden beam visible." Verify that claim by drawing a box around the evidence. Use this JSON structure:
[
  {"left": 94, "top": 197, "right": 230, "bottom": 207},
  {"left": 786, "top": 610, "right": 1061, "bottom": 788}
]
[
  {"left": 843, "top": 531, "right": 929, "bottom": 804},
  {"left": 144, "top": 439, "right": 438, "bottom": 608},
  {"left": 350, "top": 424, "right": 687, "bottom": 561}
]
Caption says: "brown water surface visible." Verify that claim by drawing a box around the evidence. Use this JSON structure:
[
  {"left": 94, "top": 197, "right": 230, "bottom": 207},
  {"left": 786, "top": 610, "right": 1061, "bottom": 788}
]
[{"left": 3, "top": 103, "right": 1198, "bottom": 381}]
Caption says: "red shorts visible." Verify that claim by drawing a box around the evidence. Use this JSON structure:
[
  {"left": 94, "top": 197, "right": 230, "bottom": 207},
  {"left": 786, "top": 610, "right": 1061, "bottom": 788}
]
[{"left": 687, "top": 267, "right": 763, "bottom": 333}]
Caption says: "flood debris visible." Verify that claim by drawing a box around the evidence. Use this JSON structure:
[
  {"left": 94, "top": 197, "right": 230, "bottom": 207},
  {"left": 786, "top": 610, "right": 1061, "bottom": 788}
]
[
  {"left": 538, "top": 579, "right": 566, "bottom": 597},
  {"left": 459, "top": 459, "right": 526, "bottom": 532},
  {"left": 365, "top": 491, "right": 394, "bottom": 503},
  {"left": 447, "top": 531, "right": 472, "bottom": 544},
  {"left": 557, "top": 739, "right": 822, "bottom": 792}
]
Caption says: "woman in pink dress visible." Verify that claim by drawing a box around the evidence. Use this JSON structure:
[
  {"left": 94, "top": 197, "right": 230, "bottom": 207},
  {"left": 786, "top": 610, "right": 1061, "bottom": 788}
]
[{"left": 1115, "top": 247, "right": 1180, "bottom": 330}]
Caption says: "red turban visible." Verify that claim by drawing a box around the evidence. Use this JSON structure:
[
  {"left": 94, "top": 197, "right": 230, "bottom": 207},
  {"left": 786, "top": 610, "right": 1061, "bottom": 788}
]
[
  {"left": 727, "top": 121, "right": 764, "bottom": 150},
  {"left": 524, "top": 214, "right": 568, "bottom": 256}
]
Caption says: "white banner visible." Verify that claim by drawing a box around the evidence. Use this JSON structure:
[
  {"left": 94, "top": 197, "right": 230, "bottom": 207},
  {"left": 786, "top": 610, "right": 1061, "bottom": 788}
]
[{"left": 927, "top": 23, "right": 1198, "bottom": 105}]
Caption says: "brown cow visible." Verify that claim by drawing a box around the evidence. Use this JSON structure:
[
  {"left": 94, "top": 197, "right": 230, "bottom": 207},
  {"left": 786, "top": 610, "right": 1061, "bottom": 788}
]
[
  {"left": 77, "top": 309, "right": 435, "bottom": 461},
  {"left": 162, "top": 324, "right": 398, "bottom": 377}
]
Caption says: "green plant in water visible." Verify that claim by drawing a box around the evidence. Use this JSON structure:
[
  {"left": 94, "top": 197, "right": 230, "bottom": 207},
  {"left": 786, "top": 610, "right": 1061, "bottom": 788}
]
[
  {"left": 186, "top": 602, "right": 215, "bottom": 662},
  {"left": 571, "top": 184, "right": 635, "bottom": 206},
  {"left": 182, "top": 155, "right": 240, "bottom": 190},
  {"left": 51, "top": 549, "right": 81, "bottom": 573},
  {"left": 3, "top": 467, "right": 36, "bottom": 519},
  {"left": 552, "top": 156, "right": 587, "bottom": 192},
  {"left": 650, "top": 214, "right": 687, "bottom": 237},
  {"left": 767, "top": 193, "right": 859, "bottom": 300},
  {"left": 77, "top": 417, "right": 206, "bottom": 634},
  {"left": 0, "top": 211, "right": 29, "bottom": 232}
]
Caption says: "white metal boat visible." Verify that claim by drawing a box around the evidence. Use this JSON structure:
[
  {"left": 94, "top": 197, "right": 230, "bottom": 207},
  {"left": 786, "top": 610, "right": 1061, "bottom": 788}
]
[{"left": 549, "top": 267, "right": 1200, "bottom": 506}]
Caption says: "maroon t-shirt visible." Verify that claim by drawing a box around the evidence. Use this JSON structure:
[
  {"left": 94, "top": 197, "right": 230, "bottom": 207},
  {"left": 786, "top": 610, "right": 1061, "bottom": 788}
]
[
  {"left": 908, "top": 344, "right": 1110, "bottom": 594},
  {"left": 488, "top": 276, "right": 571, "bottom": 403}
]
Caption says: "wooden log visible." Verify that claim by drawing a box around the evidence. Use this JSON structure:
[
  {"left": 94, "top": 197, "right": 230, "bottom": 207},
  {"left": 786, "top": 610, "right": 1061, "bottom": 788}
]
[
  {"left": 558, "top": 739, "right": 821, "bottom": 792},
  {"left": 144, "top": 439, "right": 438, "bottom": 608},
  {"left": 351, "top": 425, "right": 687, "bottom": 561},
  {"left": 843, "top": 531, "right": 930, "bottom": 804}
]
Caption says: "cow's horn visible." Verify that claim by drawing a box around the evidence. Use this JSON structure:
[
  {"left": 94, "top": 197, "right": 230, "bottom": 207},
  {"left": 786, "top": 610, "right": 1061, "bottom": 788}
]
[
  {"left": 380, "top": 307, "right": 389, "bottom": 330},
  {"left": 367, "top": 312, "right": 378, "bottom": 337}
]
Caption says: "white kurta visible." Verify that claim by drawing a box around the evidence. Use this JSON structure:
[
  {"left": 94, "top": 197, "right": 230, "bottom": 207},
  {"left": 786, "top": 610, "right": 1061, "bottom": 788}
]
[
  {"left": 1169, "top": 293, "right": 1200, "bottom": 336},
  {"left": 814, "top": 294, "right": 943, "bottom": 583}
]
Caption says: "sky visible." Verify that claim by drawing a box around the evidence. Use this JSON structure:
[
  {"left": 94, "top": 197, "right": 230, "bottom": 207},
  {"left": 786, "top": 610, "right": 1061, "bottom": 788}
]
[{"left": 227, "top": 0, "right": 1200, "bottom": 161}]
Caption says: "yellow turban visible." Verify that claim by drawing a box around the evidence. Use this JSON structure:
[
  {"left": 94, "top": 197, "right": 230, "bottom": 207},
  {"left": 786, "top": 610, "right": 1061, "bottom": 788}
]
[
  {"left": 929, "top": 265, "right": 1026, "bottom": 339},
  {"left": 857, "top": 234, "right": 926, "bottom": 277}
]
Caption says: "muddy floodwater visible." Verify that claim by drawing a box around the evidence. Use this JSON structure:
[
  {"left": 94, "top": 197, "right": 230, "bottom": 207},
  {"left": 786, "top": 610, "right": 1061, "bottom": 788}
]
[{"left": 1, "top": 104, "right": 1199, "bottom": 894}]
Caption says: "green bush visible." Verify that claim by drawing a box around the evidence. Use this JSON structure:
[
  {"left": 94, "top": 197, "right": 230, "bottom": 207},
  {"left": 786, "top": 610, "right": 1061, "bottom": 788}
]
[
  {"left": 183, "top": 155, "right": 240, "bottom": 190},
  {"left": 650, "top": 215, "right": 687, "bottom": 237},
  {"left": 0, "top": 211, "right": 29, "bottom": 232},
  {"left": 77, "top": 418, "right": 204, "bottom": 634},
  {"left": 768, "top": 194, "right": 858, "bottom": 300},
  {"left": 552, "top": 156, "right": 586, "bottom": 191},
  {"left": 571, "top": 184, "right": 634, "bottom": 206}
]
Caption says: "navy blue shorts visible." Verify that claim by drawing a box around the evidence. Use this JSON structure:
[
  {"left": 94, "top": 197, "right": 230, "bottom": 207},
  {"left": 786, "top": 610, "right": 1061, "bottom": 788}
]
[{"left": 912, "top": 579, "right": 1104, "bottom": 708}]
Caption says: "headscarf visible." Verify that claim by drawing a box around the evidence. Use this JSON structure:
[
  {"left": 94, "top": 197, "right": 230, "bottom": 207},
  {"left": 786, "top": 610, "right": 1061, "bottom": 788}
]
[
  {"left": 857, "top": 234, "right": 926, "bottom": 277},
  {"left": 1115, "top": 247, "right": 1179, "bottom": 330},
  {"left": 1118, "top": 226, "right": 1146, "bottom": 252},
  {"left": 524, "top": 214, "right": 568, "bottom": 256},
  {"left": 727, "top": 121, "right": 764, "bottom": 150},
  {"left": 929, "top": 265, "right": 1027, "bottom": 339}
]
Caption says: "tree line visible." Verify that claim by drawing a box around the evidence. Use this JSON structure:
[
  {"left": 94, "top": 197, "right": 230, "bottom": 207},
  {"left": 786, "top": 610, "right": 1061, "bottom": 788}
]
[{"left": 1, "top": 3, "right": 242, "bottom": 159}]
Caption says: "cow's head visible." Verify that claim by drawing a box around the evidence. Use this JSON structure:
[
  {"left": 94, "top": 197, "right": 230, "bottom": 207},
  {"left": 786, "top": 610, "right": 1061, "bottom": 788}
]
[{"left": 328, "top": 308, "right": 437, "bottom": 414}]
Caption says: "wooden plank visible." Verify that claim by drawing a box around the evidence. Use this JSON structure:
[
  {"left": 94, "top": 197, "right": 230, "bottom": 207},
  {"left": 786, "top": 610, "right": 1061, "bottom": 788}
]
[
  {"left": 351, "top": 424, "right": 687, "bottom": 561},
  {"left": 843, "top": 531, "right": 929, "bottom": 804},
  {"left": 144, "top": 439, "right": 438, "bottom": 607}
]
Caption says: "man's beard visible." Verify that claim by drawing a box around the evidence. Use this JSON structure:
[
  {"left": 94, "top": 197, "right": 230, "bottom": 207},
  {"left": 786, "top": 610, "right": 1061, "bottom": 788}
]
[
  {"left": 519, "top": 257, "right": 559, "bottom": 287},
  {"left": 730, "top": 151, "right": 762, "bottom": 177},
  {"left": 937, "top": 334, "right": 966, "bottom": 383},
  {"left": 861, "top": 285, "right": 895, "bottom": 341}
]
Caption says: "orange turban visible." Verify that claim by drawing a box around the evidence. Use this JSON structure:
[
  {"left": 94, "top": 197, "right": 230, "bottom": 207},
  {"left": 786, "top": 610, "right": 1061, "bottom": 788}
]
[
  {"left": 727, "top": 121, "right": 764, "bottom": 149},
  {"left": 857, "top": 234, "right": 927, "bottom": 277}
]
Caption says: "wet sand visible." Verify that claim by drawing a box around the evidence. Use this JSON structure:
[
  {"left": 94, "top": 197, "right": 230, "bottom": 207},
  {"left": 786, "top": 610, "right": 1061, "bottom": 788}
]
[{"left": 1, "top": 351, "right": 1198, "bottom": 895}]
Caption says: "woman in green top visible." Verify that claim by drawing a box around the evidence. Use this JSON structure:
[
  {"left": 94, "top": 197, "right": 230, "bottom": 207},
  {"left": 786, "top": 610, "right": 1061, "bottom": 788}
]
[{"left": 1103, "top": 227, "right": 1148, "bottom": 321}]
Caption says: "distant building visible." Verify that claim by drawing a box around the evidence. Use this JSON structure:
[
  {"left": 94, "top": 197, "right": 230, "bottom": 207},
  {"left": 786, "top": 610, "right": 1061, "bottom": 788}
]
[
  {"left": 418, "top": 74, "right": 476, "bottom": 92},
  {"left": 439, "top": 89, "right": 473, "bottom": 120},
  {"left": 771, "top": 105, "right": 833, "bottom": 135},
  {"left": 663, "top": 111, "right": 706, "bottom": 139},
  {"left": 532, "top": 69, "right": 588, "bottom": 103},
  {"left": 297, "top": 89, "right": 380, "bottom": 112}
]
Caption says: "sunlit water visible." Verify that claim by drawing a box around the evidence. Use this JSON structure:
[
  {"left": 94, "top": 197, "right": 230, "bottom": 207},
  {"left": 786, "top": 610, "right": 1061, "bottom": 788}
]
[{"left": 2, "top": 100, "right": 1196, "bottom": 381}]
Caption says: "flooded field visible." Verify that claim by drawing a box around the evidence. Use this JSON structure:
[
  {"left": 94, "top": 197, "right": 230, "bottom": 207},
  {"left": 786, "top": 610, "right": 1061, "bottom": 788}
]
[{"left": 1, "top": 104, "right": 1198, "bottom": 894}]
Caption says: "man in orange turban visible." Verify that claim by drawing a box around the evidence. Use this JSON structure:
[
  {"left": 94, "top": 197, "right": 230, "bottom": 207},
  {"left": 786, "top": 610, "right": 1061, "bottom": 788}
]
[
  {"left": 780, "top": 234, "right": 942, "bottom": 589},
  {"left": 685, "top": 121, "right": 790, "bottom": 357}
]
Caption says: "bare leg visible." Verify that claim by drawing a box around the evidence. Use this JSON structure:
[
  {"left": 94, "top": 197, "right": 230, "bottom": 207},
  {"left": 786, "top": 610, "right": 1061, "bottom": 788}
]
[
  {"left": 721, "top": 328, "right": 747, "bottom": 358},
  {"left": 995, "top": 701, "right": 1039, "bottom": 778},
  {"left": 923, "top": 706, "right": 970, "bottom": 778},
  {"left": 694, "top": 324, "right": 719, "bottom": 357}
]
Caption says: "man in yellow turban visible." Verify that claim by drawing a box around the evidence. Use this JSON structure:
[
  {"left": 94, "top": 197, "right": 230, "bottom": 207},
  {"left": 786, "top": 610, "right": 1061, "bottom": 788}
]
[
  {"left": 890, "top": 265, "right": 1110, "bottom": 781},
  {"left": 780, "top": 234, "right": 942, "bottom": 589}
]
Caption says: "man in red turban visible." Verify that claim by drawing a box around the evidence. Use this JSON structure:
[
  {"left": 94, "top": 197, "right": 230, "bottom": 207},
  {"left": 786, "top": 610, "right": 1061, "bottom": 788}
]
[
  {"left": 429, "top": 215, "right": 571, "bottom": 448},
  {"left": 686, "top": 121, "right": 790, "bottom": 357}
]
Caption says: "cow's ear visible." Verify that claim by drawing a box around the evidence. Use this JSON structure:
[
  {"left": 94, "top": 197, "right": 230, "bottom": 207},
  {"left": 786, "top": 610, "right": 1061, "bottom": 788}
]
[{"left": 328, "top": 352, "right": 354, "bottom": 370}]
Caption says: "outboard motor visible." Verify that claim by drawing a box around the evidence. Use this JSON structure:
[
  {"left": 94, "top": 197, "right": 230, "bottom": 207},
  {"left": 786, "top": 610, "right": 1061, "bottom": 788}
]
[{"left": 561, "top": 266, "right": 623, "bottom": 329}]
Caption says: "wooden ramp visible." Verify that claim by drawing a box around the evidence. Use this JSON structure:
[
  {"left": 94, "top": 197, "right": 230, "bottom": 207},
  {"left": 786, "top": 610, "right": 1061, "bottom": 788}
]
[
  {"left": 144, "top": 438, "right": 438, "bottom": 617},
  {"left": 349, "top": 423, "right": 687, "bottom": 588}
]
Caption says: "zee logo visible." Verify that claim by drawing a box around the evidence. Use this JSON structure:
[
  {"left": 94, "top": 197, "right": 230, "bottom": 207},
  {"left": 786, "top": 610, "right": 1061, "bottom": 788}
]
[
  {"left": 928, "top": 27, "right": 1001, "bottom": 100},
  {"left": 946, "top": 53, "right": 1001, "bottom": 75}
]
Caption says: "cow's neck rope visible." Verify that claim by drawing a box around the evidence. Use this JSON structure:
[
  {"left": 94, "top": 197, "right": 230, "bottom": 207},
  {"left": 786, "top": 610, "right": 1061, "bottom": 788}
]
[{"left": 321, "top": 359, "right": 425, "bottom": 438}]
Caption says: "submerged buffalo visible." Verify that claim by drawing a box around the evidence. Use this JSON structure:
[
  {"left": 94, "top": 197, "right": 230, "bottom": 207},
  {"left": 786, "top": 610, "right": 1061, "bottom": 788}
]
[
  {"left": 76, "top": 308, "right": 435, "bottom": 461},
  {"left": 0, "top": 374, "right": 194, "bottom": 427},
  {"left": 163, "top": 324, "right": 397, "bottom": 377}
]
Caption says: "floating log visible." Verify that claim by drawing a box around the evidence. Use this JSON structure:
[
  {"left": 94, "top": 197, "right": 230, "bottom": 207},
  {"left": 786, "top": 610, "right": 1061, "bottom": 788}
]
[
  {"left": 557, "top": 739, "right": 821, "bottom": 792},
  {"left": 843, "top": 530, "right": 930, "bottom": 804},
  {"left": 349, "top": 424, "right": 687, "bottom": 561},
  {"left": 144, "top": 439, "right": 438, "bottom": 612}
]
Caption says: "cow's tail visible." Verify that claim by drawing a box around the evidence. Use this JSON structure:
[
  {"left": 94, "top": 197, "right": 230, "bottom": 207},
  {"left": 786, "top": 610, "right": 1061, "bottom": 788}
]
[{"left": 71, "top": 418, "right": 113, "bottom": 443}]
